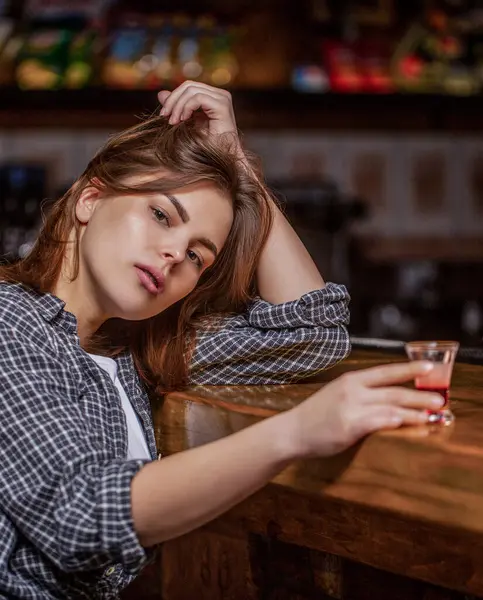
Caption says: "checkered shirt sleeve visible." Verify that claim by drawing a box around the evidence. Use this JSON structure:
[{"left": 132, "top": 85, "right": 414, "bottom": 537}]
[
  {"left": 0, "top": 323, "right": 149, "bottom": 576},
  {"left": 189, "top": 282, "right": 350, "bottom": 384}
]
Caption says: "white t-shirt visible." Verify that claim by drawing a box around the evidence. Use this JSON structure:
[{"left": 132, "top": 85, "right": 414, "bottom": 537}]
[{"left": 88, "top": 353, "right": 151, "bottom": 460}]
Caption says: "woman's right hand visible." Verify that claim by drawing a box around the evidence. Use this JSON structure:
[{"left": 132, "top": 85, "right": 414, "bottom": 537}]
[
  {"left": 158, "top": 81, "right": 237, "bottom": 137},
  {"left": 132, "top": 360, "right": 443, "bottom": 546},
  {"left": 284, "top": 361, "right": 444, "bottom": 459}
]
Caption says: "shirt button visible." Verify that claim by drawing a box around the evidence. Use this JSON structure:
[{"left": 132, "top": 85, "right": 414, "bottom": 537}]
[{"left": 105, "top": 566, "right": 116, "bottom": 577}]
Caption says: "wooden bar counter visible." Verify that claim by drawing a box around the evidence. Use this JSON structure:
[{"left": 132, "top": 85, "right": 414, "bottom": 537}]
[{"left": 123, "top": 349, "right": 483, "bottom": 600}]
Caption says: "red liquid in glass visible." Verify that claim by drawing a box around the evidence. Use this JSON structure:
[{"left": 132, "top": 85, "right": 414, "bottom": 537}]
[
  {"left": 415, "top": 363, "right": 451, "bottom": 414},
  {"left": 416, "top": 385, "right": 449, "bottom": 410}
]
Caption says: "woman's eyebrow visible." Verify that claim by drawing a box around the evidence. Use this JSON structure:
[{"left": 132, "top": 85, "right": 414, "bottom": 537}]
[
  {"left": 166, "top": 194, "right": 189, "bottom": 223},
  {"left": 198, "top": 237, "right": 218, "bottom": 259}
]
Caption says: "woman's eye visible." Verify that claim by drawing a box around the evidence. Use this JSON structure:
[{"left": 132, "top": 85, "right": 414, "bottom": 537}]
[
  {"left": 187, "top": 249, "right": 202, "bottom": 268},
  {"left": 152, "top": 207, "right": 169, "bottom": 225}
]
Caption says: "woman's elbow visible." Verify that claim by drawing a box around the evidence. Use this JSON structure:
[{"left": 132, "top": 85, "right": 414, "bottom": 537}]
[{"left": 297, "top": 326, "right": 351, "bottom": 378}]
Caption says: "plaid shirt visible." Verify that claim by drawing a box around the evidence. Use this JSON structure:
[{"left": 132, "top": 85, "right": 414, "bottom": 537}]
[
  {"left": 0, "top": 281, "right": 349, "bottom": 599},
  {"left": 191, "top": 282, "right": 350, "bottom": 384}
]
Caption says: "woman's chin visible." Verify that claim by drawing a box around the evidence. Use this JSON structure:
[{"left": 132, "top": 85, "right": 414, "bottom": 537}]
[
  {"left": 105, "top": 289, "right": 163, "bottom": 322},
  {"left": 113, "top": 305, "right": 161, "bottom": 322}
]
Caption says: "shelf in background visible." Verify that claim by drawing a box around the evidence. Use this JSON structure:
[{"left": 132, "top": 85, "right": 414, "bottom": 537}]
[{"left": 1, "top": 88, "right": 483, "bottom": 131}]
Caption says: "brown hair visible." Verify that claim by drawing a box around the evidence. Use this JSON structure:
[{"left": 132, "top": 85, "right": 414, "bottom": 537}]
[{"left": 0, "top": 116, "right": 273, "bottom": 394}]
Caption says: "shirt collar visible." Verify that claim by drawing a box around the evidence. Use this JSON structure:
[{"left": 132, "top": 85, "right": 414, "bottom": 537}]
[{"left": 19, "top": 284, "right": 79, "bottom": 335}]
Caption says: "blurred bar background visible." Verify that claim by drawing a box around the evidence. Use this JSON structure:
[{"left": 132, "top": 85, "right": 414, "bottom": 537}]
[{"left": 1, "top": 0, "right": 483, "bottom": 344}]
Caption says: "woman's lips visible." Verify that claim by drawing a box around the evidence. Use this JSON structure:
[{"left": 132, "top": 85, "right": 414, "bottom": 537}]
[{"left": 135, "top": 266, "right": 164, "bottom": 296}]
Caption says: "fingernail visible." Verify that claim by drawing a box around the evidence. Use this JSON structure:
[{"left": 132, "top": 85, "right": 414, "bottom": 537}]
[
  {"left": 169, "top": 117, "right": 175, "bottom": 125},
  {"left": 160, "top": 108, "right": 167, "bottom": 116},
  {"left": 431, "top": 395, "right": 445, "bottom": 407},
  {"left": 421, "top": 362, "right": 434, "bottom": 372}
]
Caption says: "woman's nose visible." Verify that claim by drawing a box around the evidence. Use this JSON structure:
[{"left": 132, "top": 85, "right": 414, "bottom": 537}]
[
  {"left": 161, "top": 249, "right": 183, "bottom": 264},
  {"left": 156, "top": 231, "right": 188, "bottom": 266},
  {"left": 158, "top": 242, "right": 185, "bottom": 265}
]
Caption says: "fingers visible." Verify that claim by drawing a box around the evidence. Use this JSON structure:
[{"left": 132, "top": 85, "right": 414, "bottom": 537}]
[
  {"left": 362, "top": 406, "right": 430, "bottom": 435},
  {"left": 357, "top": 360, "right": 433, "bottom": 387},
  {"left": 372, "top": 386, "right": 445, "bottom": 410},
  {"left": 159, "top": 81, "right": 229, "bottom": 124},
  {"left": 157, "top": 90, "right": 171, "bottom": 108},
  {"left": 169, "top": 88, "right": 227, "bottom": 125}
]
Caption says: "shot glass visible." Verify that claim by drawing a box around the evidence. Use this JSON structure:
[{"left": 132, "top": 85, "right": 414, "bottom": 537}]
[{"left": 404, "top": 341, "right": 459, "bottom": 426}]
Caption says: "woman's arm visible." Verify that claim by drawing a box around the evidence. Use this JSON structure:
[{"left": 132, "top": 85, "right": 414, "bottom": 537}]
[
  {"left": 256, "top": 202, "right": 325, "bottom": 304},
  {"left": 160, "top": 83, "right": 349, "bottom": 382},
  {"left": 132, "top": 360, "right": 441, "bottom": 546},
  {"left": 159, "top": 82, "right": 325, "bottom": 304},
  {"left": 0, "top": 318, "right": 440, "bottom": 556},
  {"left": 190, "top": 285, "right": 349, "bottom": 384}
]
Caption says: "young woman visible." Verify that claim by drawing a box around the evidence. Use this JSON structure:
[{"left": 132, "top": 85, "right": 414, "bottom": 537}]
[{"left": 0, "top": 83, "right": 443, "bottom": 599}]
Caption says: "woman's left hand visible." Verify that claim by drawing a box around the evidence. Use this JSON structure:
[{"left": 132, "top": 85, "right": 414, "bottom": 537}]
[{"left": 158, "top": 81, "right": 237, "bottom": 137}]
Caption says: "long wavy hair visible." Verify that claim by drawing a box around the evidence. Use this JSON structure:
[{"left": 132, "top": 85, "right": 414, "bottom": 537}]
[{"left": 0, "top": 116, "right": 273, "bottom": 394}]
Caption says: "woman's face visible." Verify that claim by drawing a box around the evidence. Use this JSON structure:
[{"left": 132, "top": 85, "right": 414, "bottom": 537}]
[{"left": 75, "top": 179, "right": 234, "bottom": 321}]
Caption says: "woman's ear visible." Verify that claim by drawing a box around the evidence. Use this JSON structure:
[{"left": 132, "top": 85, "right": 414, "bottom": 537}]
[{"left": 75, "top": 182, "right": 102, "bottom": 224}]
